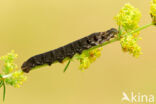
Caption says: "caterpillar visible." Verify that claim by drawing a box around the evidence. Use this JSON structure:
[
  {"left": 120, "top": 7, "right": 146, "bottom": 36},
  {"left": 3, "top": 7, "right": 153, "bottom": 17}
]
[{"left": 21, "top": 28, "right": 118, "bottom": 73}]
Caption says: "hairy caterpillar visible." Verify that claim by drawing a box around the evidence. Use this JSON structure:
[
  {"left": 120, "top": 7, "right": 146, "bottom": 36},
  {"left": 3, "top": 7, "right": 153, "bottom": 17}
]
[{"left": 21, "top": 28, "right": 118, "bottom": 73}]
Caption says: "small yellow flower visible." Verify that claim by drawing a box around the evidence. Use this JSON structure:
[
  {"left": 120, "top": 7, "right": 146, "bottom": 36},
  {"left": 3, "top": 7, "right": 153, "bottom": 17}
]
[
  {"left": 89, "top": 48, "right": 101, "bottom": 63},
  {"left": 150, "top": 0, "right": 156, "bottom": 24},
  {"left": 115, "top": 3, "right": 141, "bottom": 32},
  {"left": 5, "top": 71, "right": 27, "bottom": 88},
  {"left": 120, "top": 35, "right": 142, "bottom": 57},
  {"left": 79, "top": 57, "right": 90, "bottom": 70},
  {"left": 0, "top": 50, "right": 18, "bottom": 74},
  {"left": 76, "top": 48, "right": 102, "bottom": 70}
]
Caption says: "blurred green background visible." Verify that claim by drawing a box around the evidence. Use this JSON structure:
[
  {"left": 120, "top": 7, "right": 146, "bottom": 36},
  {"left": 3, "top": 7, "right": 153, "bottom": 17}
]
[{"left": 0, "top": 0, "right": 156, "bottom": 104}]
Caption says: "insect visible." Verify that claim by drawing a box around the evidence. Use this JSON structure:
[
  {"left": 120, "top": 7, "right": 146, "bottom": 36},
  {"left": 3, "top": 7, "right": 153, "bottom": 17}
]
[{"left": 21, "top": 28, "right": 118, "bottom": 73}]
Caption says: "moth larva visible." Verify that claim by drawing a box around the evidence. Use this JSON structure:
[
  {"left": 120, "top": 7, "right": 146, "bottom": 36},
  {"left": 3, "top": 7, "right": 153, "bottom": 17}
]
[{"left": 21, "top": 28, "right": 118, "bottom": 73}]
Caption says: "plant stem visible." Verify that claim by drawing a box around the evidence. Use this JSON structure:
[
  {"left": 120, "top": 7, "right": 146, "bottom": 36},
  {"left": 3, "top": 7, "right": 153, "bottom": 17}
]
[
  {"left": 130, "top": 23, "right": 154, "bottom": 34},
  {"left": 3, "top": 81, "right": 6, "bottom": 102},
  {"left": 2, "top": 70, "right": 22, "bottom": 79},
  {"left": 64, "top": 60, "right": 71, "bottom": 72}
]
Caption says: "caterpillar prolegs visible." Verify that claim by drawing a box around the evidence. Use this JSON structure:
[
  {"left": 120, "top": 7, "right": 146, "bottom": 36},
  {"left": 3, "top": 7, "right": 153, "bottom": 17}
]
[{"left": 21, "top": 28, "right": 118, "bottom": 73}]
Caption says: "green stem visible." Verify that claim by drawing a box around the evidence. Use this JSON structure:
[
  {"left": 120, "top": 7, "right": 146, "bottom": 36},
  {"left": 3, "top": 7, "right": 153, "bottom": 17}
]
[
  {"left": 130, "top": 23, "right": 154, "bottom": 34},
  {"left": 3, "top": 81, "right": 6, "bottom": 102},
  {"left": 63, "top": 60, "right": 71, "bottom": 72},
  {"left": 2, "top": 70, "right": 22, "bottom": 79}
]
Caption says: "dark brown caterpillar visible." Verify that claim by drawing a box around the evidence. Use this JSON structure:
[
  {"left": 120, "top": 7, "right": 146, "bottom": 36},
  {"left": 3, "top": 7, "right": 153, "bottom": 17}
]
[{"left": 21, "top": 28, "right": 118, "bottom": 73}]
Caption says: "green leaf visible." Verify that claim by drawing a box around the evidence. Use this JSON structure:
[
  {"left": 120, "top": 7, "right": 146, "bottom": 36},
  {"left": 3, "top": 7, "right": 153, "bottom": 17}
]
[
  {"left": 3, "top": 81, "right": 6, "bottom": 102},
  {"left": 63, "top": 60, "right": 71, "bottom": 72}
]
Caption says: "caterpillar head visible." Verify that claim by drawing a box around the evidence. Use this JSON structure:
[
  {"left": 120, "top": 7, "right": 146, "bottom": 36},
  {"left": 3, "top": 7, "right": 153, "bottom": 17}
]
[
  {"left": 109, "top": 28, "right": 118, "bottom": 35},
  {"left": 21, "top": 58, "right": 35, "bottom": 73},
  {"left": 101, "top": 28, "right": 118, "bottom": 41}
]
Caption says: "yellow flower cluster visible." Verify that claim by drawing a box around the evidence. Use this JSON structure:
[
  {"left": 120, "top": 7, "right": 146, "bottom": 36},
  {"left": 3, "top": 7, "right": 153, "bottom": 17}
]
[
  {"left": 115, "top": 3, "right": 141, "bottom": 32},
  {"left": 5, "top": 71, "right": 27, "bottom": 88},
  {"left": 0, "top": 50, "right": 18, "bottom": 74},
  {"left": 120, "top": 35, "right": 142, "bottom": 57},
  {"left": 0, "top": 51, "right": 27, "bottom": 88},
  {"left": 75, "top": 48, "right": 102, "bottom": 70},
  {"left": 115, "top": 4, "right": 142, "bottom": 57},
  {"left": 150, "top": 0, "right": 156, "bottom": 24}
]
